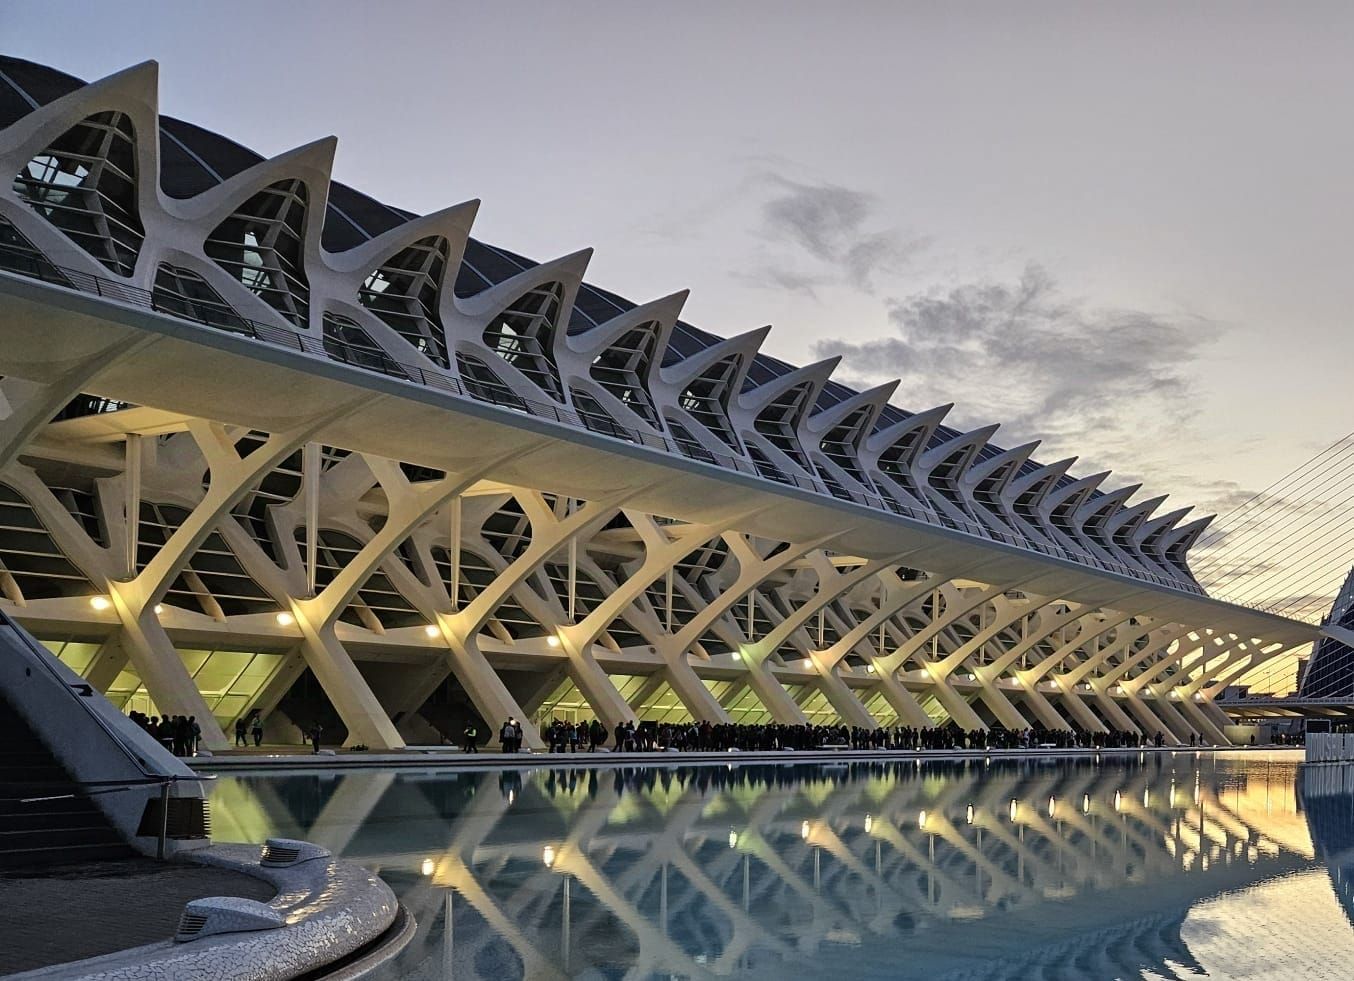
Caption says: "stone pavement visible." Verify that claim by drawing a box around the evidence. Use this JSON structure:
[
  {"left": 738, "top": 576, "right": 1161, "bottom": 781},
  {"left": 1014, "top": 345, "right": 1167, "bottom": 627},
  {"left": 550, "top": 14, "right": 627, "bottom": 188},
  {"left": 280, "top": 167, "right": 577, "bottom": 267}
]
[{"left": 1, "top": 857, "right": 275, "bottom": 975}]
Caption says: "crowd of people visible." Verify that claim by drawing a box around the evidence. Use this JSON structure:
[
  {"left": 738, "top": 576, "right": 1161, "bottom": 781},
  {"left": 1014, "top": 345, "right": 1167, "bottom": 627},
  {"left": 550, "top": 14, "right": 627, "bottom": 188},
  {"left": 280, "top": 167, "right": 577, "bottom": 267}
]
[
  {"left": 526, "top": 719, "right": 1158, "bottom": 754},
  {"left": 128, "top": 710, "right": 201, "bottom": 757}
]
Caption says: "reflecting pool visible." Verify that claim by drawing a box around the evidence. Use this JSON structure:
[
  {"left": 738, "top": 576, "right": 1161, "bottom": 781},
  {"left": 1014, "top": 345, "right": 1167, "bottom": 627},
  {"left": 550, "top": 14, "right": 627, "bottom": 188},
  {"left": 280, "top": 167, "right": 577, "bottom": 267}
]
[{"left": 205, "top": 751, "right": 1354, "bottom": 979}]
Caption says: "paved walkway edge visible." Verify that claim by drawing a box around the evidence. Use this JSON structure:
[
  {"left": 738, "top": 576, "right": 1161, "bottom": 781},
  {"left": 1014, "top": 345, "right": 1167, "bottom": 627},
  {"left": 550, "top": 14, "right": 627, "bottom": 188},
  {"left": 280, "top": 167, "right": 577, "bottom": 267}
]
[
  {"left": 7, "top": 843, "right": 406, "bottom": 981},
  {"left": 191, "top": 744, "right": 1297, "bottom": 775}
]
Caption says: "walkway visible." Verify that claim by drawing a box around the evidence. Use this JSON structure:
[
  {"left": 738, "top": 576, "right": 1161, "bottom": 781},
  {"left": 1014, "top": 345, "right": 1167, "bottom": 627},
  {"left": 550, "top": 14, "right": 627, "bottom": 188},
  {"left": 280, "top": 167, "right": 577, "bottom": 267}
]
[{"left": 2, "top": 857, "right": 274, "bottom": 976}]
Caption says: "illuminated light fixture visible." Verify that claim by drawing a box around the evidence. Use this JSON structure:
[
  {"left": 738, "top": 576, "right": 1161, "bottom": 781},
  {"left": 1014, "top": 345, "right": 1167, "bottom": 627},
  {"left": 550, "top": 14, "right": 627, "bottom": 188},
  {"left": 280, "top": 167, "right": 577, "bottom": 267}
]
[
  {"left": 1009, "top": 799, "right": 1018, "bottom": 822},
  {"left": 1048, "top": 796, "right": 1057, "bottom": 818},
  {"left": 1114, "top": 790, "right": 1123, "bottom": 811},
  {"left": 421, "top": 858, "right": 435, "bottom": 877},
  {"left": 966, "top": 804, "right": 975, "bottom": 825},
  {"left": 731, "top": 650, "right": 742, "bottom": 661},
  {"left": 866, "top": 664, "right": 876, "bottom": 673},
  {"left": 276, "top": 611, "right": 295, "bottom": 626},
  {"left": 802, "top": 658, "right": 812, "bottom": 669},
  {"left": 800, "top": 821, "right": 810, "bottom": 840},
  {"left": 864, "top": 814, "right": 873, "bottom": 833},
  {"left": 153, "top": 603, "right": 164, "bottom": 616},
  {"left": 918, "top": 810, "right": 927, "bottom": 830},
  {"left": 728, "top": 830, "right": 738, "bottom": 849},
  {"left": 542, "top": 845, "right": 556, "bottom": 868},
  {"left": 424, "top": 624, "right": 440, "bottom": 638},
  {"left": 967, "top": 673, "right": 977, "bottom": 682},
  {"left": 546, "top": 635, "right": 561, "bottom": 648},
  {"left": 89, "top": 595, "right": 112, "bottom": 611},
  {"left": 1082, "top": 794, "right": 1090, "bottom": 814}
]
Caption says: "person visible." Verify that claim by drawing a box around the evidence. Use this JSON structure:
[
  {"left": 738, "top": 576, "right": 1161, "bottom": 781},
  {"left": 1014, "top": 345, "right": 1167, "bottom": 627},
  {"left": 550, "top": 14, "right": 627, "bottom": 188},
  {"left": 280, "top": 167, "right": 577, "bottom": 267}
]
[
  {"left": 250, "top": 714, "right": 263, "bottom": 747},
  {"left": 590, "top": 719, "right": 606, "bottom": 752},
  {"left": 309, "top": 722, "right": 323, "bottom": 754},
  {"left": 188, "top": 715, "right": 201, "bottom": 756},
  {"left": 512, "top": 718, "right": 523, "bottom": 752},
  {"left": 462, "top": 722, "right": 478, "bottom": 753},
  {"left": 235, "top": 716, "right": 248, "bottom": 747},
  {"left": 500, "top": 719, "right": 516, "bottom": 753}
]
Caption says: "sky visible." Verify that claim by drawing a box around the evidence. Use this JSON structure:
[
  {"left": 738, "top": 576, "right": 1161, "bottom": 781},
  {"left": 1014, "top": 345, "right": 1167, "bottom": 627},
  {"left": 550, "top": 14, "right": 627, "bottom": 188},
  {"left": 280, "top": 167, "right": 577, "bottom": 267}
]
[{"left": 4, "top": 0, "right": 1352, "bottom": 619}]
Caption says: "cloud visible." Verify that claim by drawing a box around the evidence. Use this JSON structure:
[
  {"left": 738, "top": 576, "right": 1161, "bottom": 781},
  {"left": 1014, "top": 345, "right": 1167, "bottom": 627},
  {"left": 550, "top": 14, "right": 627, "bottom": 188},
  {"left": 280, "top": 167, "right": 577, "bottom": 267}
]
[
  {"left": 813, "top": 264, "right": 1224, "bottom": 481},
  {"left": 749, "top": 175, "right": 926, "bottom": 292}
]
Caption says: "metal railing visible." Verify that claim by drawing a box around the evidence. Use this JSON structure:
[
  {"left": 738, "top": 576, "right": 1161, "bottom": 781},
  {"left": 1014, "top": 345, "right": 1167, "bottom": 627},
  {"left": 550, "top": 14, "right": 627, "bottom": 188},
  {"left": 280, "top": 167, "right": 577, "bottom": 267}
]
[
  {"left": 0, "top": 244, "right": 1212, "bottom": 599},
  {"left": 10, "top": 773, "right": 215, "bottom": 859}
]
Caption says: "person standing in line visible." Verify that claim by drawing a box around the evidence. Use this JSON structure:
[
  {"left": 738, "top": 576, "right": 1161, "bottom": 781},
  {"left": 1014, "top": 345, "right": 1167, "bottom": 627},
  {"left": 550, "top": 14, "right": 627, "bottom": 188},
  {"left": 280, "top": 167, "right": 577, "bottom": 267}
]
[
  {"left": 511, "top": 718, "right": 523, "bottom": 753},
  {"left": 500, "top": 719, "right": 515, "bottom": 753},
  {"left": 234, "top": 716, "right": 248, "bottom": 747},
  {"left": 188, "top": 715, "right": 201, "bottom": 755},
  {"left": 250, "top": 714, "right": 263, "bottom": 747}
]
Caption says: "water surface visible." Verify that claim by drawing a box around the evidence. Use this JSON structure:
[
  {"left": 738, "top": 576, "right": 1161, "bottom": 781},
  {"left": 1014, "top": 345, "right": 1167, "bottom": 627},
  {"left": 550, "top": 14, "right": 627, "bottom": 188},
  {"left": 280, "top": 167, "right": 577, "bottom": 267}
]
[{"left": 206, "top": 750, "right": 1354, "bottom": 979}]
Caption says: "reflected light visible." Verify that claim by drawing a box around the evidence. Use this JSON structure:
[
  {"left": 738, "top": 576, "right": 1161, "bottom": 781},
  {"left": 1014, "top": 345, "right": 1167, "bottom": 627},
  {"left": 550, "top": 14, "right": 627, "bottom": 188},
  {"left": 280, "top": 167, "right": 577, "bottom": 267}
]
[
  {"left": 1048, "top": 796, "right": 1057, "bottom": 818},
  {"left": 89, "top": 595, "right": 111, "bottom": 611},
  {"left": 1082, "top": 794, "right": 1090, "bottom": 814},
  {"left": 421, "top": 858, "right": 435, "bottom": 877},
  {"left": 918, "top": 810, "right": 927, "bottom": 830},
  {"left": 276, "top": 611, "right": 295, "bottom": 626},
  {"left": 1143, "top": 788, "right": 1151, "bottom": 808},
  {"left": 728, "top": 830, "right": 739, "bottom": 848},
  {"left": 1114, "top": 790, "right": 1123, "bottom": 812},
  {"left": 542, "top": 845, "right": 556, "bottom": 868},
  {"left": 1009, "top": 799, "right": 1018, "bottom": 822},
  {"left": 801, "top": 821, "right": 810, "bottom": 840},
  {"left": 864, "top": 814, "right": 873, "bottom": 834},
  {"left": 966, "top": 804, "right": 975, "bottom": 825}
]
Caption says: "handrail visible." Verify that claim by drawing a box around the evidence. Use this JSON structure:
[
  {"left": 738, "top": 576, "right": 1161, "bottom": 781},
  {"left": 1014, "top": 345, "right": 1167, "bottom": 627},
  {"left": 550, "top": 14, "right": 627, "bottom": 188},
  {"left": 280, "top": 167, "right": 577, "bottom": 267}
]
[{"left": 0, "top": 244, "right": 1219, "bottom": 602}]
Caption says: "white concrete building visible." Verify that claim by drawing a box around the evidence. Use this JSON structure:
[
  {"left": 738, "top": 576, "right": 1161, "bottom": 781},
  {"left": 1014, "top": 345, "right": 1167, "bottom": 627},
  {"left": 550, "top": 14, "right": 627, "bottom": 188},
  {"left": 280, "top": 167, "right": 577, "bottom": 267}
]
[{"left": 0, "top": 57, "right": 1315, "bottom": 749}]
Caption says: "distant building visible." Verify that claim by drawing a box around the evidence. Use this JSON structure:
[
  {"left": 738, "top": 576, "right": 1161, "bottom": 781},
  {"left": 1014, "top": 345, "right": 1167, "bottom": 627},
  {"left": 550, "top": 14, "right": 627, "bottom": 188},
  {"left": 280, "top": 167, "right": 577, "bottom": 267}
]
[{"left": 1299, "top": 567, "right": 1354, "bottom": 698}]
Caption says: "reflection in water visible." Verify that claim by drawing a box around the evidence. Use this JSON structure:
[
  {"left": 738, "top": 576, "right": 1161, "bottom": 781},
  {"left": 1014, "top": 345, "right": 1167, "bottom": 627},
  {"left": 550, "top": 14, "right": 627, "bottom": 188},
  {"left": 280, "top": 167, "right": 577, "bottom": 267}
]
[{"left": 206, "top": 751, "right": 1343, "bottom": 979}]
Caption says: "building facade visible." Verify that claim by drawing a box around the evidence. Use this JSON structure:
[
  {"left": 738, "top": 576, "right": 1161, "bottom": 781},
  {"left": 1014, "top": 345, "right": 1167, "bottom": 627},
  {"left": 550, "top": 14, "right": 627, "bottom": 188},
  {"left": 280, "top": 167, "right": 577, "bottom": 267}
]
[{"left": 0, "top": 57, "right": 1314, "bottom": 749}]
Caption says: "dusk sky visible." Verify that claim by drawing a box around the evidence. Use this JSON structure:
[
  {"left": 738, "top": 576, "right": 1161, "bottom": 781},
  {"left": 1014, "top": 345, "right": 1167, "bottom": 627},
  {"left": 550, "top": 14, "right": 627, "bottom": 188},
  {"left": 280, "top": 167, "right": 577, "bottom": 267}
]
[{"left": 5, "top": 1, "right": 1351, "bottom": 615}]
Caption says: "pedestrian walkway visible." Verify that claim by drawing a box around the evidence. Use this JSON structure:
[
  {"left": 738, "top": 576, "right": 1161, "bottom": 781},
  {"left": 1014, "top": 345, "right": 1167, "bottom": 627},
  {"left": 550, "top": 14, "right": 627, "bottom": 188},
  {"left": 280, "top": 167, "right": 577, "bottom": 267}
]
[{"left": 1, "top": 856, "right": 275, "bottom": 975}]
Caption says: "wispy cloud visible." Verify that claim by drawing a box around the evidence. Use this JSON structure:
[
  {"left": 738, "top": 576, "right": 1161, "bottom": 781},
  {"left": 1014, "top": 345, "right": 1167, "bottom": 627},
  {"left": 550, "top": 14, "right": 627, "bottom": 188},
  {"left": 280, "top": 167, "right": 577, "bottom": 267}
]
[
  {"left": 745, "top": 174, "right": 926, "bottom": 294},
  {"left": 813, "top": 264, "right": 1224, "bottom": 480}
]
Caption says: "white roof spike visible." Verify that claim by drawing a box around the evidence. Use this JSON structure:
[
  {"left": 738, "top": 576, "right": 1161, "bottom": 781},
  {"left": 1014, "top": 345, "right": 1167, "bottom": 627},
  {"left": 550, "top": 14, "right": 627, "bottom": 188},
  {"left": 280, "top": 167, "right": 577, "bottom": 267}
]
[
  {"left": 736, "top": 355, "right": 841, "bottom": 416},
  {"left": 170, "top": 136, "right": 339, "bottom": 226},
  {"left": 452, "top": 246, "right": 594, "bottom": 318},
  {"left": 658, "top": 324, "right": 770, "bottom": 388},
  {"left": 323, "top": 199, "right": 480, "bottom": 273},
  {"left": 566, "top": 289, "right": 690, "bottom": 359}
]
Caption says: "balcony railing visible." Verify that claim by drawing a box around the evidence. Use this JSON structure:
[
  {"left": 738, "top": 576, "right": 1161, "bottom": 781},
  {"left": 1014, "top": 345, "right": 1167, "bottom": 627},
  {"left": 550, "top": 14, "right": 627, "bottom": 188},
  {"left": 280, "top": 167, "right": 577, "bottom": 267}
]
[{"left": 0, "top": 244, "right": 1212, "bottom": 599}]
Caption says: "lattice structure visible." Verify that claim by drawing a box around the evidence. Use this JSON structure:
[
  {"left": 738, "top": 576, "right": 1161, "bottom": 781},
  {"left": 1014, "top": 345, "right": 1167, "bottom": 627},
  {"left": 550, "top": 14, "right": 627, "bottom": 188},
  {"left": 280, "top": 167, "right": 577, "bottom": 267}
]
[{"left": 0, "top": 57, "right": 1316, "bottom": 749}]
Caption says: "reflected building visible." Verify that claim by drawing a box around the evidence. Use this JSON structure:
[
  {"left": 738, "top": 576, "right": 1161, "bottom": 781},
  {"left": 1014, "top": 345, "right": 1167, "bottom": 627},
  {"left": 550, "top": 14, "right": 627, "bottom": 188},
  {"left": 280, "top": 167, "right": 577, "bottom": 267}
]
[{"left": 208, "top": 756, "right": 1314, "bottom": 978}]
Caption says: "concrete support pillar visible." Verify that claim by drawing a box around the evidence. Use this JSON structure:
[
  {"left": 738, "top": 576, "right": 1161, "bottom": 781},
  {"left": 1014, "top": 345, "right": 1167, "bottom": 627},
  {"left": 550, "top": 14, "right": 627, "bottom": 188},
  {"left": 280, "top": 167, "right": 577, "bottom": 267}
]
[
  {"left": 811, "top": 670, "right": 874, "bottom": 728},
  {"left": 873, "top": 672, "right": 935, "bottom": 729},
  {"left": 106, "top": 586, "right": 223, "bottom": 742}
]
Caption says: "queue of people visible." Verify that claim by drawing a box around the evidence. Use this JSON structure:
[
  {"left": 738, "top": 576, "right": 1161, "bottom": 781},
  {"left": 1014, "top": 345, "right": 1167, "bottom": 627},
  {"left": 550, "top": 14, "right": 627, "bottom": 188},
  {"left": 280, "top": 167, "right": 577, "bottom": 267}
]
[
  {"left": 526, "top": 719, "right": 1154, "bottom": 754},
  {"left": 128, "top": 710, "right": 200, "bottom": 757}
]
